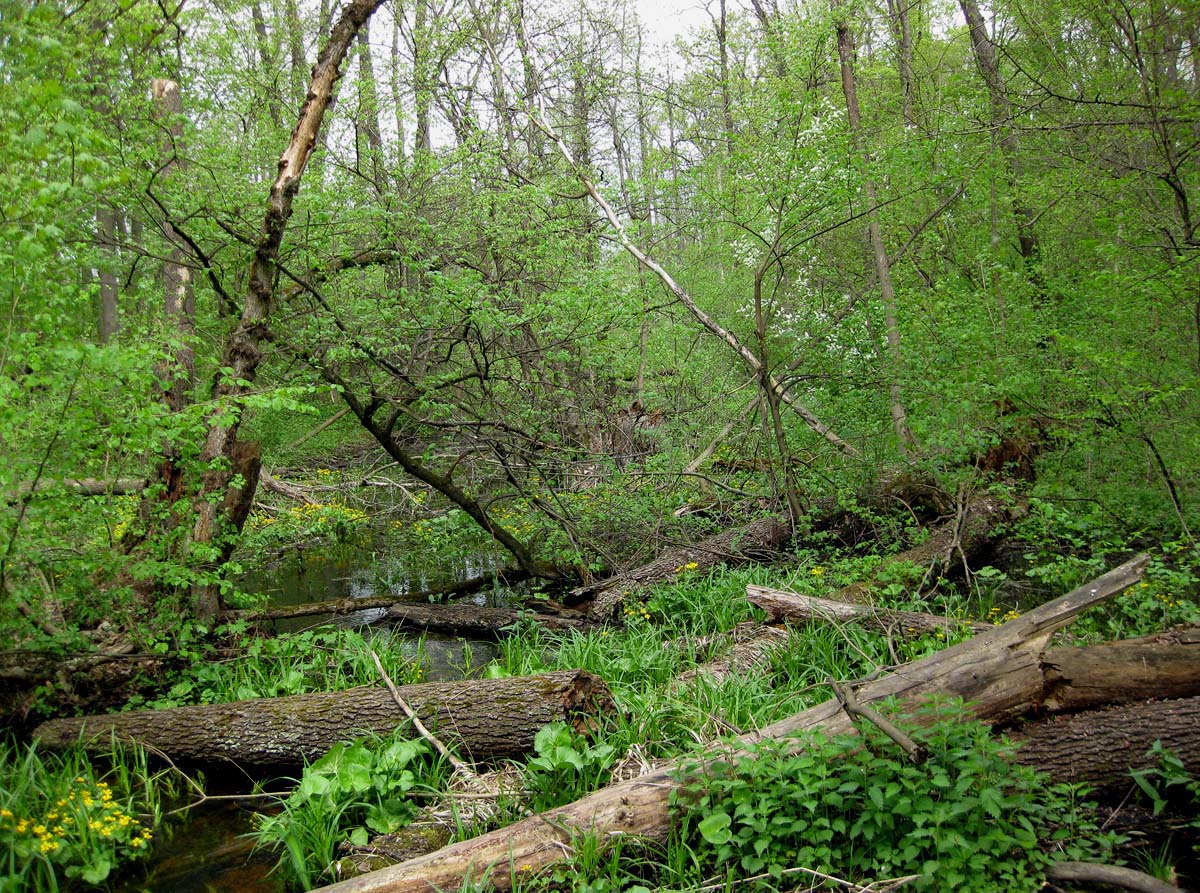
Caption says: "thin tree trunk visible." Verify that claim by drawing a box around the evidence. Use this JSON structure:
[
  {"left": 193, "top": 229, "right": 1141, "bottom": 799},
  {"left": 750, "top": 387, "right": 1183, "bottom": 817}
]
[
  {"left": 96, "top": 206, "right": 120, "bottom": 343},
  {"left": 151, "top": 78, "right": 196, "bottom": 414},
  {"left": 132, "top": 0, "right": 390, "bottom": 624},
  {"left": 885, "top": 0, "right": 916, "bottom": 126},
  {"left": 833, "top": 3, "right": 916, "bottom": 454},
  {"left": 958, "top": 0, "right": 1042, "bottom": 281}
]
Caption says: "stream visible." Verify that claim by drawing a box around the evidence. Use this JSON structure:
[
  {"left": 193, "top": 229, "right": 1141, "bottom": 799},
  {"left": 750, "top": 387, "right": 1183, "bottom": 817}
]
[{"left": 113, "top": 542, "right": 522, "bottom": 892}]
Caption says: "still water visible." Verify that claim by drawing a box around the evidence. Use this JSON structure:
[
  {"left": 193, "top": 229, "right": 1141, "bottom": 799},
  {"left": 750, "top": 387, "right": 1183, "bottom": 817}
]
[{"left": 114, "top": 543, "right": 520, "bottom": 892}]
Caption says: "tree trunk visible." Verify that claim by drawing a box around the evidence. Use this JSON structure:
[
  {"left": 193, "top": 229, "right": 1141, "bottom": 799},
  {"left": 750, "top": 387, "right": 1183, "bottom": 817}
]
[
  {"left": 830, "top": 493, "right": 1012, "bottom": 604},
  {"left": 129, "top": 0, "right": 388, "bottom": 624},
  {"left": 1012, "top": 696, "right": 1200, "bottom": 796},
  {"left": 33, "top": 670, "right": 614, "bottom": 770},
  {"left": 386, "top": 603, "right": 591, "bottom": 638},
  {"left": 674, "top": 622, "right": 789, "bottom": 686},
  {"left": 566, "top": 515, "right": 793, "bottom": 618},
  {"left": 958, "top": 0, "right": 1042, "bottom": 281},
  {"left": 96, "top": 205, "right": 120, "bottom": 343},
  {"left": 832, "top": 2, "right": 916, "bottom": 453},
  {"left": 1040, "top": 626, "right": 1200, "bottom": 711},
  {"left": 305, "top": 556, "right": 1148, "bottom": 893},
  {"left": 746, "top": 587, "right": 993, "bottom": 636}
]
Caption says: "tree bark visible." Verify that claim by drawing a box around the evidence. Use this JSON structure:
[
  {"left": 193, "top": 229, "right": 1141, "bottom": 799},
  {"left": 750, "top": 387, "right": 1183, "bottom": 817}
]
[
  {"left": 832, "top": 1, "right": 916, "bottom": 453},
  {"left": 1040, "top": 626, "right": 1200, "bottom": 711},
  {"left": 386, "top": 603, "right": 591, "bottom": 638},
  {"left": 305, "top": 555, "right": 1148, "bottom": 893},
  {"left": 566, "top": 515, "right": 793, "bottom": 618},
  {"left": 33, "top": 670, "right": 614, "bottom": 770},
  {"left": 746, "top": 587, "right": 993, "bottom": 636},
  {"left": 1012, "top": 696, "right": 1200, "bottom": 798},
  {"left": 830, "top": 493, "right": 1012, "bottom": 604},
  {"left": 674, "top": 622, "right": 789, "bottom": 686}
]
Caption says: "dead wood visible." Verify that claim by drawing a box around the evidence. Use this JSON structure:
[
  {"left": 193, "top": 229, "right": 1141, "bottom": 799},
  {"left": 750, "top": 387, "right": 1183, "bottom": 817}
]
[
  {"left": 746, "top": 586, "right": 992, "bottom": 636},
  {"left": 33, "top": 669, "right": 614, "bottom": 770},
  {"left": 1041, "top": 626, "right": 1200, "bottom": 711},
  {"left": 673, "top": 622, "right": 789, "bottom": 686},
  {"left": 306, "top": 554, "right": 1148, "bottom": 893},
  {"left": 566, "top": 515, "right": 792, "bottom": 619},
  {"left": 1045, "top": 861, "right": 1185, "bottom": 893},
  {"left": 386, "top": 603, "right": 591, "bottom": 638},
  {"left": 832, "top": 493, "right": 1012, "bottom": 604},
  {"left": 1012, "top": 695, "right": 1200, "bottom": 796}
]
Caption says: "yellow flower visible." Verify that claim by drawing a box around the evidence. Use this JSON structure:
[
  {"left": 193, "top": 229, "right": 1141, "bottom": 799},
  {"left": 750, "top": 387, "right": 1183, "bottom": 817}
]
[
  {"left": 39, "top": 840, "right": 59, "bottom": 853},
  {"left": 33, "top": 824, "right": 46, "bottom": 836},
  {"left": 811, "top": 567, "right": 825, "bottom": 576},
  {"left": 0, "top": 808, "right": 11, "bottom": 818},
  {"left": 131, "top": 837, "right": 145, "bottom": 848},
  {"left": 685, "top": 561, "right": 699, "bottom": 570}
]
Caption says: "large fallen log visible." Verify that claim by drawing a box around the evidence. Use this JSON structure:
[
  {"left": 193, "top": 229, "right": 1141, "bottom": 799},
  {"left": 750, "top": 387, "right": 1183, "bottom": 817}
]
[
  {"left": 566, "top": 515, "right": 792, "bottom": 619},
  {"left": 1012, "top": 695, "right": 1200, "bottom": 796},
  {"left": 1041, "top": 625, "right": 1200, "bottom": 711},
  {"left": 746, "top": 586, "right": 992, "bottom": 636},
  {"left": 309, "top": 554, "right": 1150, "bottom": 893},
  {"left": 33, "top": 670, "right": 614, "bottom": 770}
]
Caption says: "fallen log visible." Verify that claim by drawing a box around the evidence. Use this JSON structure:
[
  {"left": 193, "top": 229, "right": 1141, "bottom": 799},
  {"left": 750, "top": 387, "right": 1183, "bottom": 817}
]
[
  {"left": 1041, "top": 626, "right": 1200, "bottom": 711},
  {"left": 674, "top": 622, "right": 789, "bottom": 686},
  {"left": 221, "top": 569, "right": 532, "bottom": 623},
  {"left": 1012, "top": 695, "right": 1200, "bottom": 796},
  {"left": 33, "top": 669, "right": 614, "bottom": 770},
  {"left": 308, "top": 554, "right": 1149, "bottom": 893},
  {"left": 746, "top": 586, "right": 992, "bottom": 636},
  {"left": 831, "top": 493, "right": 1012, "bottom": 604},
  {"left": 566, "top": 515, "right": 792, "bottom": 619},
  {"left": 386, "top": 603, "right": 591, "bottom": 639}
]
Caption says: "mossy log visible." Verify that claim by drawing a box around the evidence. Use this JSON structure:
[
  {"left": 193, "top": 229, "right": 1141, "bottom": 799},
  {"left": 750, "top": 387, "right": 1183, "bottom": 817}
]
[
  {"left": 746, "top": 586, "right": 992, "bottom": 636},
  {"left": 567, "top": 515, "right": 793, "bottom": 619},
  {"left": 307, "top": 555, "right": 1149, "bottom": 893},
  {"left": 33, "top": 669, "right": 614, "bottom": 770}
]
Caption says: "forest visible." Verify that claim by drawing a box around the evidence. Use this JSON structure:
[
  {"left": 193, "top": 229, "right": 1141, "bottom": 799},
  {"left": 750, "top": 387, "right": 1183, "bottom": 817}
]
[{"left": 1, "top": 0, "right": 1199, "bottom": 889}]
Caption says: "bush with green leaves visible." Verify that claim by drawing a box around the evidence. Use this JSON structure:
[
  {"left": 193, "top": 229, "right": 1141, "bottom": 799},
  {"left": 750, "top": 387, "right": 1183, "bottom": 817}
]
[
  {"left": 254, "top": 734, "right": 448, "bottom": 890},
  {"left": 671, "top": 700, "right": 1120, "bottom": 891},
  {"left": 522, "top": 723, "right": 617, "bottom": 813}
]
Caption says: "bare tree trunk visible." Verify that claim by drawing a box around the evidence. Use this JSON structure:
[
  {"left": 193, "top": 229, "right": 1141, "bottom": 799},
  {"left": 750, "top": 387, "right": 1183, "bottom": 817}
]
[
  {"left": 151, "top": 78, "right": 196, "bottom": 413},
  {"left": 885, "top": 0, "right": 916, "bottom": 126},
  {"left": 129, "top": 0, "right": 390, "bottom": 625},
  {"left": 833, "top": 3, "right": 916, "bottom": 454},
  {"left": 958, "top": 0, "right": 1042, "bottom": 282},
  {"left": 356, "top": 23, "right": 386, "bottom": 192},
  {"left": 96, "top": 206, "right": 120, "bottom": 343},
  {"left": 252, "top": 2, "right": 283, "bottom": 127},
  {"left": 413, "top": 0, "right": 432, "bottom": 155}
]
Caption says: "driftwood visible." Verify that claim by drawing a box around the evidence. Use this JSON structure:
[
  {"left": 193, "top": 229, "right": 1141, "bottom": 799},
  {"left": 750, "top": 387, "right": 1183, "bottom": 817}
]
[
  {"left": 566, "top": 515, "right": 793, "bottom": 619},
  {"left": 33, "top": 670, "right": 614, "bottom": 770},
  {"left": 746, "top": 586, "right": 992, "bottom": 636},
  {"left": 308, "top": 555, "right": 1150, "bottom": 893},
  {"left": 1045, "top": 861, "right": 1185, "bottom": 893},
  {"left": 1013, "top": 695, "right": 1200, "bottom": 795}
]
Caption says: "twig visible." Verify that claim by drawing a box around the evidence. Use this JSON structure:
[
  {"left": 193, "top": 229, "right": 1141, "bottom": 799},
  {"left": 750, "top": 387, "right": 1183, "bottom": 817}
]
[
  {"left": 827, "top": 676, "right": 926, "bottom": 763},
  {"left": 696, "top": 863, "right": 919, "bottom": 892}
]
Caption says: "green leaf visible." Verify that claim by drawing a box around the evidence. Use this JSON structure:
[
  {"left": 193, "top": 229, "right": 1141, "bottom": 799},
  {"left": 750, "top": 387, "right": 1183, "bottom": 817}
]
[{"left": 698, "top": 811, "right": 732, "bottom": 845}]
